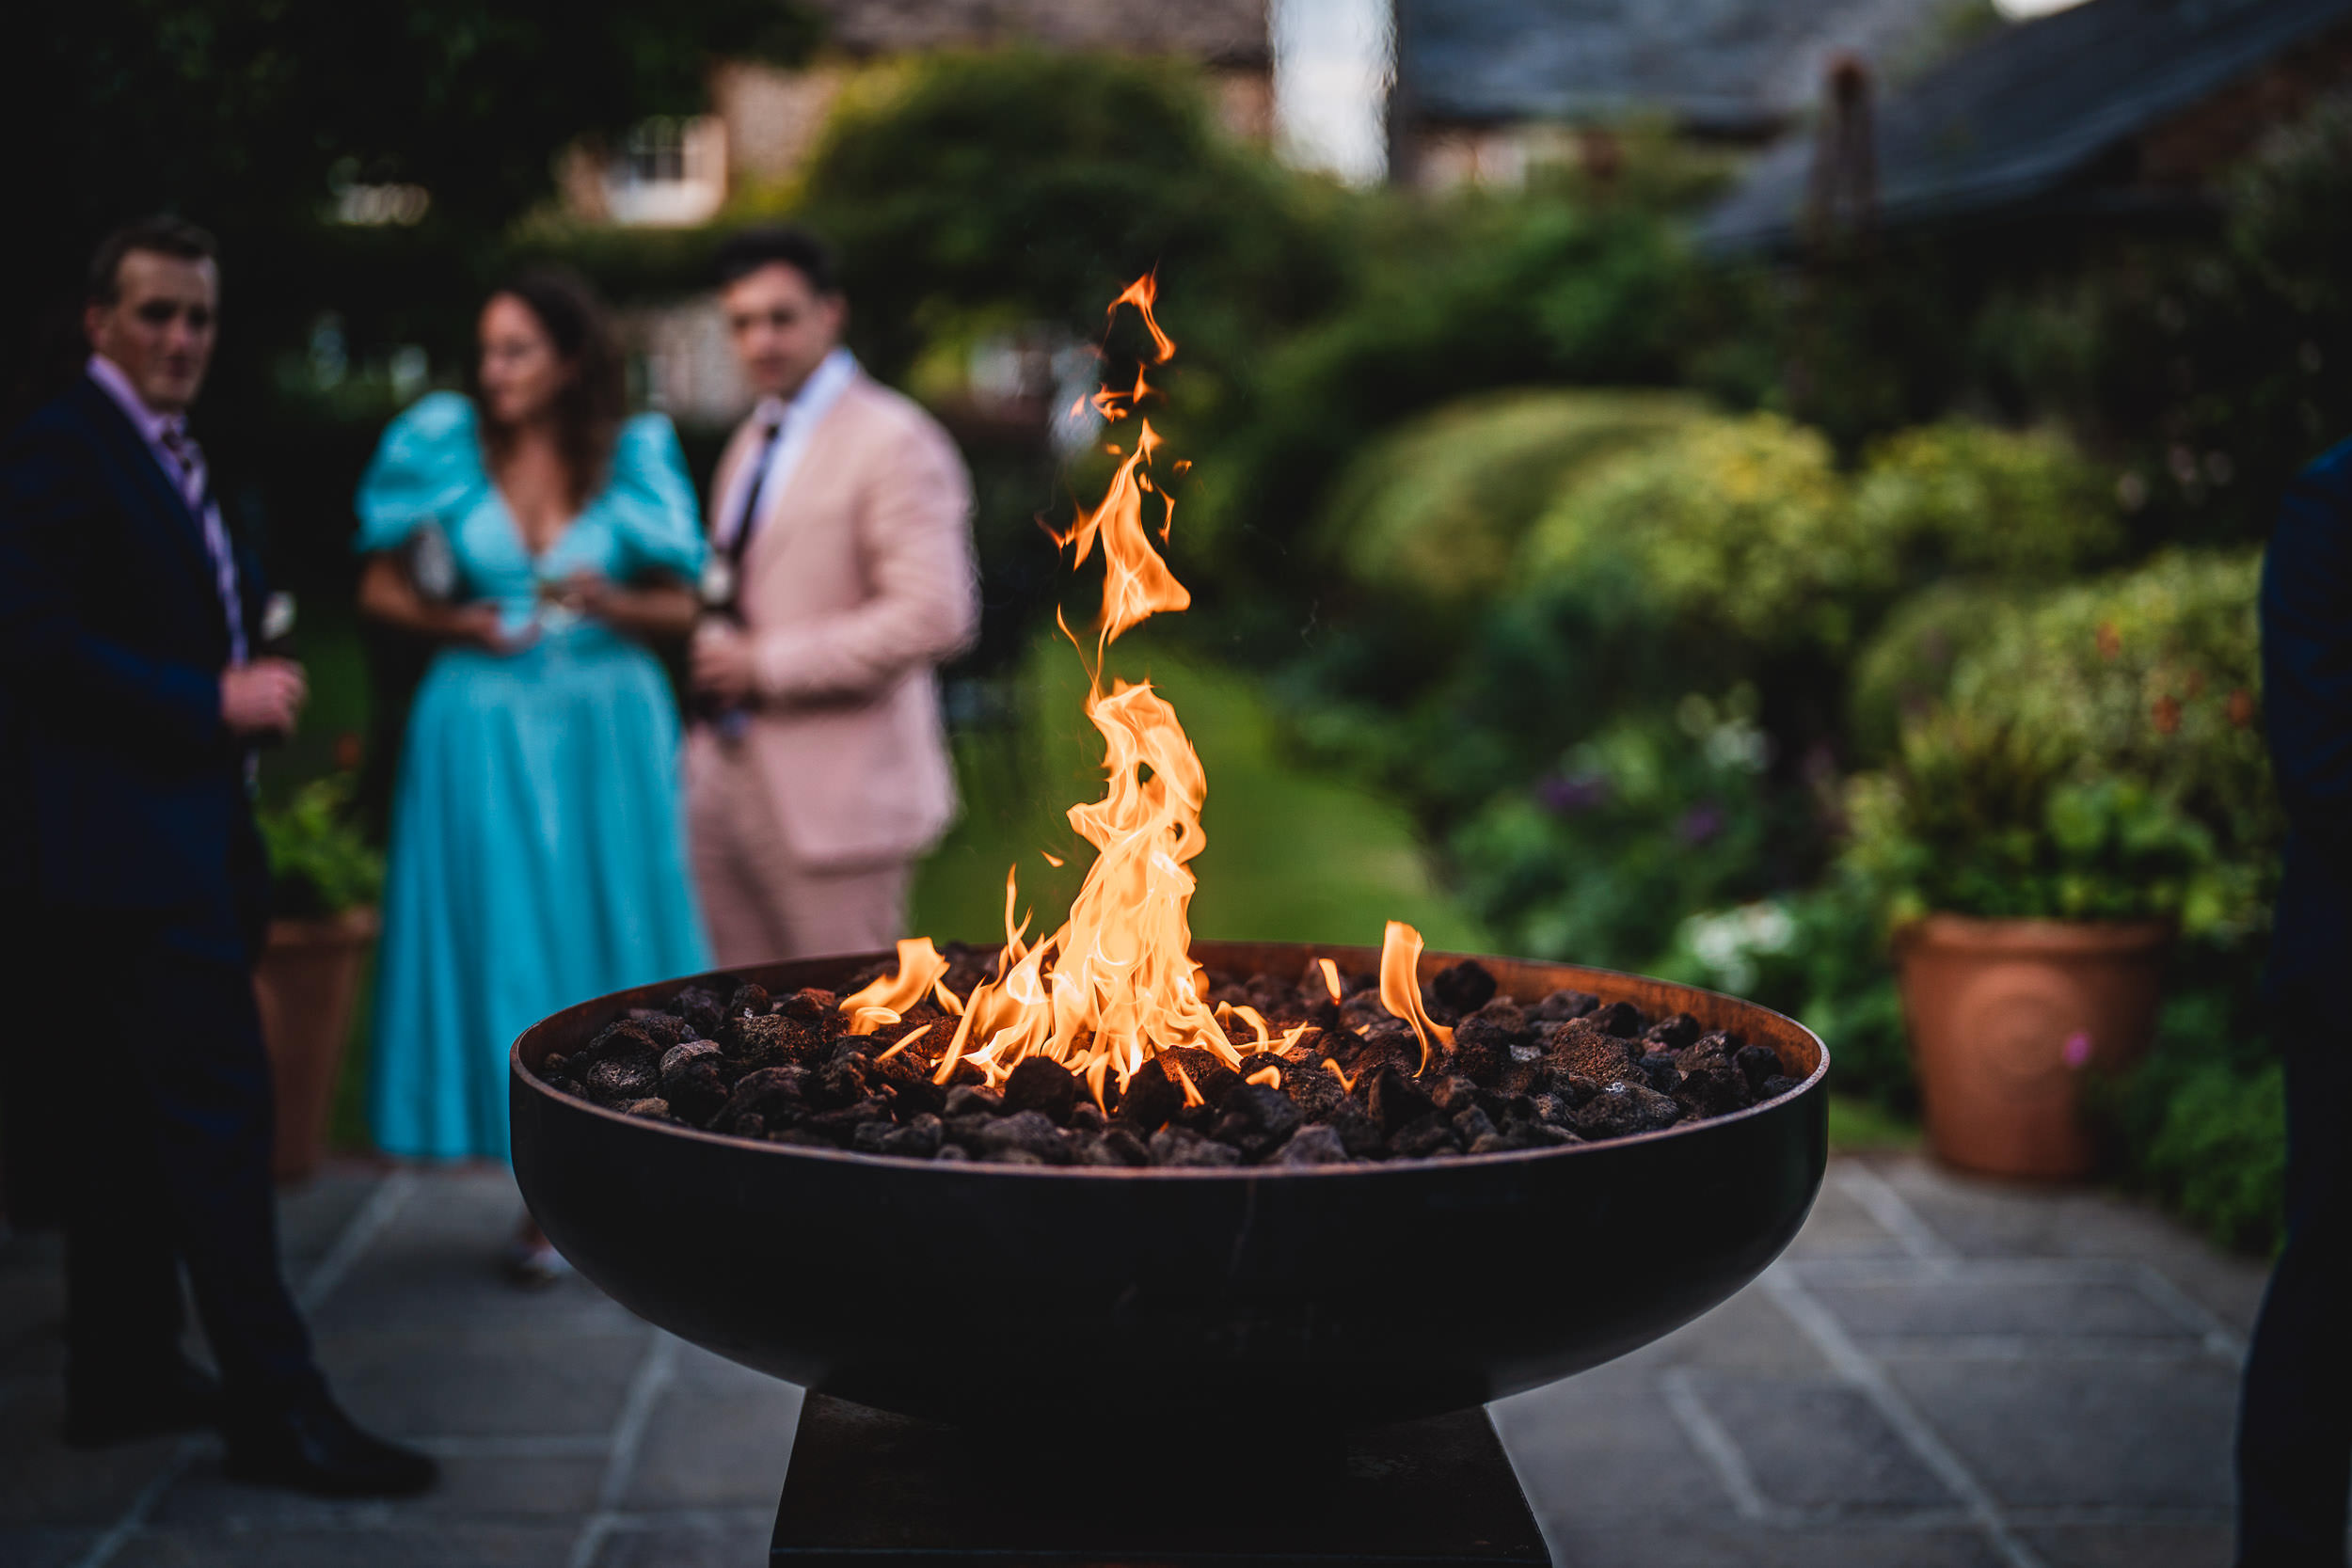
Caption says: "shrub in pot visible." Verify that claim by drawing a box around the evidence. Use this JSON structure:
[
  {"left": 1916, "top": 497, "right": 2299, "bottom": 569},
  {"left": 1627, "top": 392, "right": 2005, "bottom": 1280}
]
[
  {"left": 1844, "top": 714, "right": 2219, "bottom": 1178},
  {"left": 254, "top": 776, "right": 383, "bottom": 1182}
]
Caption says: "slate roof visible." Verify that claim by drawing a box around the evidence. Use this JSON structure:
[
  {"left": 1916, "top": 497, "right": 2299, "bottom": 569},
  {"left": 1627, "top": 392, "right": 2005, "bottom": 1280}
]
[
  {"left": 810, "top": 0, "right": 1269, "bottom": 67},
  {"left": 1396, "top": 0, "right": 1966, "bottom": 137},
  {"left": 1700, "top": 0, "right": 2352, "bottom": 252}
]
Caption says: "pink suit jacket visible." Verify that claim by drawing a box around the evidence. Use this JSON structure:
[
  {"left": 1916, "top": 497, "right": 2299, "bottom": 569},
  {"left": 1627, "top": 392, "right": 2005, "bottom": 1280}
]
[{"left": 691, "top": 372, "right": 978, "bottom": 869}]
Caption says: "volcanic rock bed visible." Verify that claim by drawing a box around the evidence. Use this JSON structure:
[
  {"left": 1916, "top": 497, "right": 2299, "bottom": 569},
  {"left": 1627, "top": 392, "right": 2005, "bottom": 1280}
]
[{"left": 533, "top": 950, "right": 1807, "bottom": 1167}]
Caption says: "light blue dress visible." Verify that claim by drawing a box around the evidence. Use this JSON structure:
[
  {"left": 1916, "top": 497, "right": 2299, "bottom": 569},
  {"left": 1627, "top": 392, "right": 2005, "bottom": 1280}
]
[{"left": 355, "top": 392, "right": 714, "bottom": 1160}]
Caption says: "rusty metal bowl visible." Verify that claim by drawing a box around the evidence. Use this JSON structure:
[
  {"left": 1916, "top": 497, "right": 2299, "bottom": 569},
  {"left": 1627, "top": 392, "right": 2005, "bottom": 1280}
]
[{"left": 510, "top": 942, "right": 1827, "bottom": 1431}]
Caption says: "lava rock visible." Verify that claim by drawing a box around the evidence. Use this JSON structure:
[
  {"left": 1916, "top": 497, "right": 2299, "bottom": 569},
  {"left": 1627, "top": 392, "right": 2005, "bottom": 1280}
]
[
  {"left": 1431, "top": 959, "right": 1498, "bottom": 1018},
  {"left": 1429, "top": 1075, "right": 1482, "bottom": 1116},
  {"left": 1363, "top": 1064, "right": 1438, "bottom": 1135},
  {"left": 1529, "top": 989, "right": 1600, "bottom": 1023},
  {"left": 878, "top": 1114, "right": 945, "bottom": 1160},
  {"left": 1636, "top": 1053, "right": 1683, "bottom": 1095},
  {"left": 1209, "top": 1083, "right": 1304, "bottom": 1160},
  {"left": 1759, "top": 1074, "right": 1803, "bottom": 1101},
  {"left": 778, "top": 987, "right": 836, "bottom": 1022},
  {"left": 583, "top": 1055, "right": 660, "bottom": 1107},
  {"left": 727, "top": 982, "right": 772, "bottom": 1020},
  {"left": 1447, "top": 1018, "right": 1513, "bottom": 1086},
  {"left": 972, "top": 1111, "right": 1073, "bottom": 1165},
  {"left": 1735, "top": 1044, "right": 1782, "bottom": 1093},
  {"left": 1067, "top": 1101, "right": 1107, "bottom": 1134},
  {"left": 1003, "top": 1057, "right": 1081, "bottom": 1125},
  {"left": 1148, "top": 1126, "right": 1244, "bottom": 1167},
  {"left": 1589, "top": 1001, "right": 1645, "bottom": 1038},
  {"left": 1112, "top": 1059, "right": 1181, "bottom": 1132},
  {"left": 711, "top": 1066, "right": 810, "bottom": 1132},
  {"left": 1074, "top": 1127, "right": 1152, "bottom": 1167},
  {"left": 934, "top": 1143, "right": 971, "bottom": 1163},
  {"left": 1320, "top": 1097, "right": 1387, "bottom": 1158},
  {"left": 1388, "top": 1113, "right": 1462, "bottom": 1160},
  {"left": 659, "top": 1041, "right": 730, "bottom": 1122},
  {"left": 621, "top": 1097, "right": 672, "bottom": 1120},
  {"left": 726, "top": 1014, "right": 806, "bottom": 1071},
  {"left": 1161, "top": 1047, "right": 1243, "bottom": 1110},
  {"left": 1274, "top": 1124, "right": 1351, "bottom": 1165},
  {"left": 1451, "top": 1105, "right": 1499, "bottom": 1146},
  {"left": 667, "top": 986, "right": 727, "bottom": 1038},
  {"left": 944, "top": 1084, "right": 1005, "bottom": 1119},
  {"left": 1643, "top": 1012, "right": 1703, "bottom": 1053},
  {"left": 628, "top": 1013, "right": 690, "bottom": 1050},
  {"left": 1281, "top": 1062, "right": 1347, "bottom": 1123},
  {"left": 1571, "top": 1080, "right": 1685, "bottom": 1139},
  {"left": 1546, "top": 1020, "right": 1640, "bottom": 1085}
]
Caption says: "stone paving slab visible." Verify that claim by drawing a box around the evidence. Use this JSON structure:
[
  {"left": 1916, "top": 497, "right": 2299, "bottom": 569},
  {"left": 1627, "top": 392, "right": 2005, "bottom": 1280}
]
[{"left": 0, "top": 1151, "right": 2290, "bottom": 1567}]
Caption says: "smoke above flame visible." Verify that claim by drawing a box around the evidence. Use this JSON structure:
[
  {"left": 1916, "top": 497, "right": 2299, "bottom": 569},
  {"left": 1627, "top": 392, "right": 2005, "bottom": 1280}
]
[{"left": 841, "top": 276, "right": 1442, "bottom": 1105}]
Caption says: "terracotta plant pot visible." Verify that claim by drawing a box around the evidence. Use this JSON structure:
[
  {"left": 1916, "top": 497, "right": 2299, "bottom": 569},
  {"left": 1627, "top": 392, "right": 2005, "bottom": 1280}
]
[
  {"left": 1896, "top": 913, "right": 2171, "bottom": 1180},
  {"left": 252, "top": 908, "right": 379, "bottom": 1183}
]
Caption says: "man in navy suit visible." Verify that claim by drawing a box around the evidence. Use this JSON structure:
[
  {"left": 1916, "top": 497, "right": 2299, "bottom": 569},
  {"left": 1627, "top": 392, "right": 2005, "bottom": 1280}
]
[
  {"left": 2242, "top": 435, "right": 2352, "bottom": 1566},
  {"left": 0, "top": 217, "right": 432, "bottom": 1496}
]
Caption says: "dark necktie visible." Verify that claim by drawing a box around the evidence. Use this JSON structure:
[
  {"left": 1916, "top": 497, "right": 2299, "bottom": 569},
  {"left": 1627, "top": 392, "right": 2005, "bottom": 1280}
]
[
  {"left": 726, "top": 418, "right": 786, "bottom": 578},
  {"left": 157, "top": 423, "right": 247, "bottom": 663}
]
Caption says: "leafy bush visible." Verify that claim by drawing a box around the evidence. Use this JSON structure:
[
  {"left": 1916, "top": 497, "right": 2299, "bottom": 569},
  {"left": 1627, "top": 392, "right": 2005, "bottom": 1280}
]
[
  {"left": 1849, "top": 421, "right": 2123, "bottom": 580},
  {"left": 259, "top": 775, "right": 384, "bottom": 918},
  {"left": 1525, "top": 412, "right": 1867, "bottom": 653},
  {"left": 1311, "top": 388, "right": 1702, "bottom": 615},
  {"left": 1842, "top": 712, "right": 2217, "bottom": 926},
  {"left": 1447, "top": 692, "right": 1806, "bottom": 969},
  {"left": 2090, "top": 987, "right": 2286, "bottom": 1254}
]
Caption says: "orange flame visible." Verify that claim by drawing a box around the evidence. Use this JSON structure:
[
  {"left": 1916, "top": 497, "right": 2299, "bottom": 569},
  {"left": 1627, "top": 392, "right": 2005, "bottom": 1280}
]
[
  {"left": 846, "top": 279, "right": 1458, "bottom": 1111},
  {"left": 1317, "top": 958, "right": 1343, "bottom": 1005},
  {"left": 1379, "top": 920, "right": 1455, "bottom": 1074}
]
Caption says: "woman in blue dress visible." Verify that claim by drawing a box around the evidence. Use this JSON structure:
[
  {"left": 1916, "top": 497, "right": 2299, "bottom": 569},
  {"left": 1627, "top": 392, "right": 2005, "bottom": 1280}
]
[{"left": 355, "top": 269, "right": 712, "bottom": 1278}]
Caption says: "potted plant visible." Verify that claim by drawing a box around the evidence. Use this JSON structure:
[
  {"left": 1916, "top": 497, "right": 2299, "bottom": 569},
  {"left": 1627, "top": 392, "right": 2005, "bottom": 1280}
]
[
  {"left": 253, "top": 775, "right": 384, "bottom": 1182},
  {"left": 1844, "top": 713, "right": 2216, "bottom": 1179}
]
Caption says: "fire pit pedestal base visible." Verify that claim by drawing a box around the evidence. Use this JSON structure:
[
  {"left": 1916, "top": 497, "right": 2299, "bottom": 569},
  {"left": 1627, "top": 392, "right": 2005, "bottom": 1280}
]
[{"left": 770, "top": 1393, "right": 1548, "bottom": 1565}]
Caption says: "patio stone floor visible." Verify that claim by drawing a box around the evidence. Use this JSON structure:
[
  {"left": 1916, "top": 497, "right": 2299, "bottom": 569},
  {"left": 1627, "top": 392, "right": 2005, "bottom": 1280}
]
[{"left": 0, "top": 1151, "right": 2281, "bottom": 1567}]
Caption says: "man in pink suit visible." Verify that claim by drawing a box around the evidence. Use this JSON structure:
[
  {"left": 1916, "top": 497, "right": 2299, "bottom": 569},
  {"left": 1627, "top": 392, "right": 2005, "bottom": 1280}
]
[{"left": 688, "top": 227, "right": 978, "bottom": 964}]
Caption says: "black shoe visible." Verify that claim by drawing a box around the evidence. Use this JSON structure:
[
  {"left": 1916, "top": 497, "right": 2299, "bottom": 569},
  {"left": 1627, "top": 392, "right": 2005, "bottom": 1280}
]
[
  {"left": 63, "top": 1355, "right": 223, "bottom": 1449},
  {"left": 222, "top": 1396, "right": 438, "bottom": 1497}
]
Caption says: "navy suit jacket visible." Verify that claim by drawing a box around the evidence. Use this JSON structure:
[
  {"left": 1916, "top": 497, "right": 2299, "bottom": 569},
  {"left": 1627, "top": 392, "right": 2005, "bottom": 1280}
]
[
  {"left": 2260, "top": 436, "right": 2352, "bottom": 1014},
  {"left": 0, "top": 375, "right": 266, "bottom": 917}
]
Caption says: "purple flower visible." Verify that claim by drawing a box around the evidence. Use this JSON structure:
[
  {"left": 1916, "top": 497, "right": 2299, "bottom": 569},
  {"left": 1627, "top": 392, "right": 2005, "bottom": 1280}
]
[
  {"left": 1676, "top": 802, "right": 1726, "bottom": 846},
  {"left": 1539, "top": 770, "right": 1610, "bottom": 815}
]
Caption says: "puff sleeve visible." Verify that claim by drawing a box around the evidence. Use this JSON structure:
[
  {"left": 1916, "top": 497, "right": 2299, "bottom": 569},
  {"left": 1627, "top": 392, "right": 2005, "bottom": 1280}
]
[
  {"left": 596, "top": 414, "right": 707, "bottom": 581},
  {"left": 353, "top": 392, "right": 485, "bottom": 554}
]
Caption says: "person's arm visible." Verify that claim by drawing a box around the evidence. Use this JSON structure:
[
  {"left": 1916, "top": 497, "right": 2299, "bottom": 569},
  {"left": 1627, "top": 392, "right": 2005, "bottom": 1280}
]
[
  {"left": 0, "top": 424, "right": 242, "bottom": 757},
  {"left": 357, "top": 554, "right": 513, "bottom": 651},
  {"left": 2262, "top": 452, "right": 2352, "bottom": 872},
  {"left": 731, "top": 423, "right": 979, "bottom": 704},
  {"left": 550, "top": 569, "right": 699, "bottom": 643}
]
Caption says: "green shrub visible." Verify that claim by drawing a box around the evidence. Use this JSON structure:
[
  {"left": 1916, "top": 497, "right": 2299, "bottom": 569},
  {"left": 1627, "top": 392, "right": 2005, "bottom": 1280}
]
[
  {"left": 258, "top": 775, "right": 384, "bottom": 919},
  {"left": 2090, "top": 987, "right": 2286, "bottom": 1254},
  {"left": 1846, "top": 578, "right": 2015, "bottom": 763},
  {"left": 1312, "top": 388, "right": 1701, "bottom": 614},
  {"left": 1849, "top": 421, "right": 2124, "bottom": 580},
  {"left": 1947, "top": 549, "right": 2274, "bottom": 911},
  {"left": 1524, "top": 412, "right": 1871, "bottom": 653}
]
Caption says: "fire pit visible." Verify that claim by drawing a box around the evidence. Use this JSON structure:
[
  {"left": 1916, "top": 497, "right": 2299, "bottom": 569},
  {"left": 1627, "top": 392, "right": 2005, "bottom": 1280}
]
[
  {"left": 513, "top": 941, "right": 1824, "bottom": 1431},
  {"left": 510, "top": 281, "right": 1826, "bottom": 1560},
  {"left": 511, "top": 942, "right": 1823, "bottom": 1562}
]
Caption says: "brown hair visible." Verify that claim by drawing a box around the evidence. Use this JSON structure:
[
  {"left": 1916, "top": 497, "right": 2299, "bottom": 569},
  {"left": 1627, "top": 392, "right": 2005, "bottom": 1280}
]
[
  {"left": 474, "top": 266, "right": 626, "bottom": 509},
  {"left": 87, "top": 215, "right": 218, "bottom": 305}
]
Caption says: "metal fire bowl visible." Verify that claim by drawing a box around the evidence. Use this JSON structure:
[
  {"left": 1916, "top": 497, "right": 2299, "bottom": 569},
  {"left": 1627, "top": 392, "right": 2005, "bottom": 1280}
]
[{"left": 510, "top": 942, "right": 1828, "bottom": 1431}]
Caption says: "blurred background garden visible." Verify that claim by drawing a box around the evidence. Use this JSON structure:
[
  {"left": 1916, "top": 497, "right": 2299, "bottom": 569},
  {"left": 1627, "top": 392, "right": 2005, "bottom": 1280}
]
[{"left": 13, "top": 0, "right": 2351, "bottom": 1251}]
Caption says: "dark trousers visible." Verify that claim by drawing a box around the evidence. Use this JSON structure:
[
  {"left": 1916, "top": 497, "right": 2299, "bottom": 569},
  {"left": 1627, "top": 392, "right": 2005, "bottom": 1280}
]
[
  {"left": 41, "top": 893, "right": 323, "bottom": 1418},
  {"left": 2237, "top": 1024, "right": 2352, "bottom": 1566}
]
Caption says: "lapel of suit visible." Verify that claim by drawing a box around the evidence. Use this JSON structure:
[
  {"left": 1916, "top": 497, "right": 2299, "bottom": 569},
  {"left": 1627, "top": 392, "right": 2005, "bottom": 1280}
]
[
  {"left": 743, "top": 378, "right": 862, "bottom": 594},
  {"left": 72, "top": 378, "right": 220, "bottom": 598}
]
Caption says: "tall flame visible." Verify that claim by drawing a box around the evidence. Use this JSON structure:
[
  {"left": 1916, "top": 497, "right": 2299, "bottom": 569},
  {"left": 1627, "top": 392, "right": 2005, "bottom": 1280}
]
[{"left": 862, "top": 277, "right": 1449, "bottom": 1105}]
